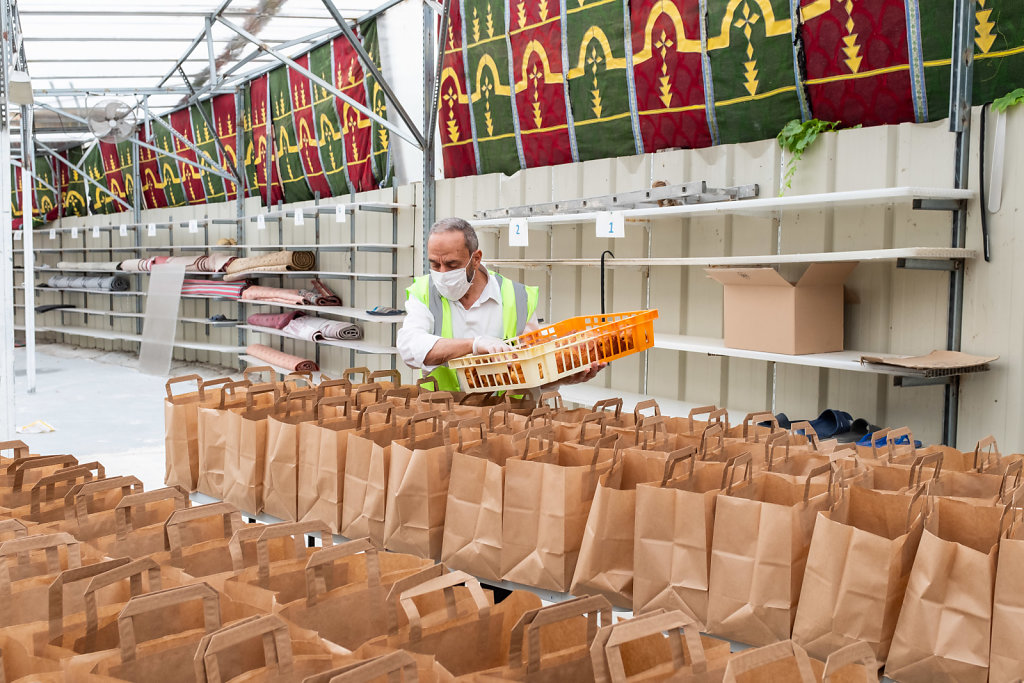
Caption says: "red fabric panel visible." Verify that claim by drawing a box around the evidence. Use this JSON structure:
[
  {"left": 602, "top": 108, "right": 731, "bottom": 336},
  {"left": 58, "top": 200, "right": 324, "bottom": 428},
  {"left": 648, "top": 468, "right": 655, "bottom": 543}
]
[
  {"left": 438, "top": 0, "right": 478, "bottom": 178},
  {"left": 169, "top": 109, "right": 208, "bottom": 205},
  {"left": 333, "top": 35, "right": 377, "bottom": 192}
]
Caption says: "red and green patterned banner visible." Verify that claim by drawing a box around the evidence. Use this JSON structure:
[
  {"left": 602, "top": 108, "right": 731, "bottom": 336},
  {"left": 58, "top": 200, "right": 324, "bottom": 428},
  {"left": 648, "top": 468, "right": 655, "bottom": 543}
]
[
  {"left": 564, "top": 0, "right": 640, "bottom": 161},
  {"left": 508, "top": 0, "right": 576, "bottom": 167},
  {"left": 333, "top": 34, "right": 377, "bottom": 192},
  {"left": 82, "top": 145, "right": 115, "bottom": 215},
  {"left": 10, "top": 166, "right": 22, "bottom": 230},
  {"left": 99, "top": 140, "right": 130, "bottom": 210},
  {"left": 309, "top": 41, "right": 352, "bottom": 196},
  {"left": 170, "top": 108, "right": 209, "bottom": 205},
  {"left": 151, "top": 116, "right": 189, "bottom": 208},
  {"left": 289, "top": 54, "right": 335, "bottom": 200},
  {"left": 191, "top": 100, "right": 228, "bottom": 204},
  {"left": 138, "top": 130, "right": 170, "bottom": 210},
  {"left": 360, "top": 18, "right": 395, "bottom": 187},
  {"left": 248, "top": 74, "right": 285, "bottom": 206},
  {"left": 33, "top": 156, "right": 59, "bottom": 225},
  {"left": 212, "top": 92, "right": 243, "bottom": 201},
  {"left": 56, "top": 147, "right": 87, "bottom": 218},
  {"left": 439, "top": 0, "right": 478, "bottom": 178},
  {"left": 270, "top": 66, "right": 315, "bottom": 204},
  {"left": 629, "top": 0, "right": 711, "bottom": 152}
]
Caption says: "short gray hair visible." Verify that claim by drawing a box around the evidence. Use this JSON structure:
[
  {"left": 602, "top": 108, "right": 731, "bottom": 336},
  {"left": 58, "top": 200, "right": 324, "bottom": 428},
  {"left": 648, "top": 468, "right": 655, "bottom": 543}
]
[{"left": 429, "top": 217, "right": 479, "bottom": 253}]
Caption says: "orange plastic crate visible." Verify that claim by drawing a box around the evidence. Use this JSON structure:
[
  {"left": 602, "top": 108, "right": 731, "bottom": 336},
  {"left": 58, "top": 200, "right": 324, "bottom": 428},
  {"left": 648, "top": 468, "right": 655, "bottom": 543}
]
[{"left": 449, "top": 309, "right": 658, "bottom": 393}]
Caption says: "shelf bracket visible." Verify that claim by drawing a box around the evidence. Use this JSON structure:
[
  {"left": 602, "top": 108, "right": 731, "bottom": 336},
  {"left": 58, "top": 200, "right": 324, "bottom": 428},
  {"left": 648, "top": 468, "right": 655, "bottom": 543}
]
[
  {"left": 894, "top": 375, "right": 953, "bottom": 388},
  {"left": 912, "top": 198, "right": 965, "bottom": 211},
  {"left": 897, "top": 258, "right": 961, "bottom": 271}
]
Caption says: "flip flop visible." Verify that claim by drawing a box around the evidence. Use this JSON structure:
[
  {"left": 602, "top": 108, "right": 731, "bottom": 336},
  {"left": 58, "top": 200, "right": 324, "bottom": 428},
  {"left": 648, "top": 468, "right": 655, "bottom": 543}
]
[
  {"left": 764, "top": 410, "right": 852, "bottom": 439},
  {"left": 834, "top": 417, "right": 881, "bottom": 444},
  {"left": 855, "top": 432, "right": 923, "bottom": 449},
  {"left": 367, "top": 306, "right": 404, "bottom": 316}
]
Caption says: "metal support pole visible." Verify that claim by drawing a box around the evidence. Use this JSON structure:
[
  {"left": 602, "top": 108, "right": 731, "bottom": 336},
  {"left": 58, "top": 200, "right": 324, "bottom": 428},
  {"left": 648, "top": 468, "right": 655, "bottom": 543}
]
[
  {"left": 321, "top": 0, "right": 428, "bottom": 149},
  {"left": 206, "top": 16, "right": 218, "bottom": 87},
  {"left": 20, "top": 105, "right": 34, "bottom": 393},
  {"left": 943, "top": 0, "right": 974, "bottom": 447},
  {"left": 235, "top": 88, "right": 246, "bottom": 364},
  {"left": 0, "top": 0, "right": 15, "bottom": 438},
  {"left": 421, "top": 0, "right": 441, "bottom": 275}
]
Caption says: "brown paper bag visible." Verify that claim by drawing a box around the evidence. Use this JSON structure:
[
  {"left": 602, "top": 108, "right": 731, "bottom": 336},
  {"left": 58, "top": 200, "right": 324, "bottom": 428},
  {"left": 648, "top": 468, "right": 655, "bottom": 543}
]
[
  {"left": 929, "top": 458, "right": 1022, "bottom": 506},
  {"left": 383, "top": 411, "right": 462, "bottom": 560},
  {"left": 224, "top": 383, "right": 280, "bottom": 515},
  {"left": 991, "top": 493, "right": 1024, "bottom": 683},
  {"left": 722, "top": 640, "right": 823, "bottom": 683},
  {"left": 885, "top": 496, "right": 1004, "bottom": 682},
  {"left": 159, "top": 503, "right": 244, "bottom": 582},
  {"left": 308, "top": 649, "right": 454, "bottom": 683},
  {"left": 441, "top": 426, "right": 555, "bottom": 582},
  {"left": 89, "top": 486, "right": 190, "bottom": 558},
  {"left": 590, "top": 609, "right": 732, "bottom": 683},
  {"left": 10, "top": 462, "right": 106, "bottom": 524},
  {"left": 341, "top": 403, "right": 409, "bottom": 546},
  {"left": 0, "top": 532, "right": 91, "bottom": 627},
  {"left": 51, "top": 475, "right": 145, "bottom": 540},
  {"left": 820, "top": 642, "right": 880, "bottom": 682},
  {"left": 297, "top": 396, "right": 359, "bottom": 533},
  {"left": 263, "top": 389, "right": 318, "bottom": 522},
  {"left": 164, "top": 375, "right": 233, "bottom": 491},
  {"left": 570, "top": 444, "right": 666, "bottom": 608},
  {"left": 633, "top": 449, "right": 753, "bottom": 630},
  {"left": 0, "top": 439, "right": 31, "bottom": 468},
  {"left": 192, "top": 613, "right": 345, "bottom": 683},
  {"left": 367, "top": 570, "right": 542, "bottom": 678},
  {"left": 853, "top": 450, "right": 941, "bottom": 495},
  {"left": 791, "top": 484, "right": 926, "bottom": 662},
  {"left": 196, "top": 380, "right": 250, "bottom": 500},
  {"left": 664, "top": 405, "right": 728, "bottom": 441},
  {"left": 707, "top": 465, "right": 836, "bottom": 647},
  {"left": 0, "top": 454, "right": 79, "bottom": 508},
  {"left": 502, "top": 433, "right": 618, "bottom": 592}
]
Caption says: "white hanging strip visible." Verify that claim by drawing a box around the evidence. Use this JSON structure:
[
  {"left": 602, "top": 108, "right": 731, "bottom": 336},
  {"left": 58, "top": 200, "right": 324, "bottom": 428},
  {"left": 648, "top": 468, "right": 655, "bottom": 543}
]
[{"left": 988, "top": 109, "right": 1006, "bottom": 214}]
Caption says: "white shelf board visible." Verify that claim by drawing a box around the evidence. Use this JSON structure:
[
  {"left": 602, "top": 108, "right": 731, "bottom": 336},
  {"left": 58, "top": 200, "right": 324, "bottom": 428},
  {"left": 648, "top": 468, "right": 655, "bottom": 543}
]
[
  {"left": 240, "top": 243, "right": 410, "bottom": 251},
  {"left": 654, "top": 334, "right": 941, "bottom": 377},
  {"left": 16, "top": 247, "right": 143, "bottom": 253},
  {"left": 37, "top": 324, "right": 243, "bottom": 353},
  {"left": 238, "top": 354, "right": 324, "bottom": 382},
  {"left": 233, "top": 270, "right": 404, "bottom": 280},
  {"left": 471, "top": 186, "right": 975, "bottom": 229},
  {"left": 31, "top": 286, "right": 143, "bottom": 297},
  {"left": 558, "top": 383, "right": 738, "bottom": 423},
  {"left": 240, "top": 324, "right": 397, "bottom": 355},
  {"left": 486, "top": 247, "right": 974, "bottom": 269},
  {"left": 36, "top": 307, "right": 145, "bottom": 320},
  {"left": 238, "top": 299, "right": 404, "bottom": 324}
]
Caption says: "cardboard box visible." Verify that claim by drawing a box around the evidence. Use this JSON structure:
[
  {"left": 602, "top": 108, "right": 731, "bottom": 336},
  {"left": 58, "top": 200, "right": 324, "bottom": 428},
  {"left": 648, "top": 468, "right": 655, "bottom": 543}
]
[{"left": 705, "top": 262, "right": 858, "bottom": 355}]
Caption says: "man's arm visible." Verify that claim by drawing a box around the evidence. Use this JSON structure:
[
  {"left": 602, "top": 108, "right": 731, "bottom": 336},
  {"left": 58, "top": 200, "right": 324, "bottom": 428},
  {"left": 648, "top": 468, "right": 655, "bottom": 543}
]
[{"left": 423, "top": 337, "right": 475, "bottom": 366}]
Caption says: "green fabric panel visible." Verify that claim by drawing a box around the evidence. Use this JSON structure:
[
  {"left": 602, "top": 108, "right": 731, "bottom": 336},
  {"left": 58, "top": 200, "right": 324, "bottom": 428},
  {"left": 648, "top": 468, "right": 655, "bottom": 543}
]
[
  {"left": 919, "top": 2, "right": 952, "bottom": 121},
  {"left": 152, "top": 117, "right": 188, "bottom": 207},
  {"left": 82, "top": 145, "right": 115, "bottom": 215},
  {"left": 192, "top": 101, "right": 228, "bottom": 204},
  {"left": 309, "top": 42, "right": 352, "bottom": 196},
  {"left": 972, "top": 2, "right": 1024, "bottom": 105},
  {"left": 269, "top": 66, "right": 314, "bottom": 203},
  {"left": 359, "top": 18, "right": 394, "bottom": 187},
  {"left": 461, "top": 0, "right": 521, "bottom": 175},
  {"left": 10, "top": 165, "right": 21, "bottom": 225},
  {"left": 706, "top": 0, "right": 802, "bottom": 144},
  {"left": 33, "top": 155, "right": 57, "bottom": 226},
  {"left": 563, "top": 0, "right": 638, "bottom": 161},
  {"left": 242, "top": 82, "right": 262, "bottom": 199},
  {"left": 115, "top": 140, "right": 135, "bottom": 211},
  {"left": 62, "top": 147, "right": 88, "bottom": 218}
]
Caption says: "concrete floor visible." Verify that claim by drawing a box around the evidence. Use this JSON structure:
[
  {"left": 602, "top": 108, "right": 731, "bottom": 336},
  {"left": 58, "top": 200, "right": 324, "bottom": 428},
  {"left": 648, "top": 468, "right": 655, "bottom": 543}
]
[{"left": 10, "top": 343, "right": 232, "bottom": 490}]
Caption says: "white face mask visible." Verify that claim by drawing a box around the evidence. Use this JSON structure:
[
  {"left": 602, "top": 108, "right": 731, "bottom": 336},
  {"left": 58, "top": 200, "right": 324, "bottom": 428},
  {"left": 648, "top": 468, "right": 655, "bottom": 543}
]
[{"left": 431, "top": 262, "right": 475, "bottom": 301}]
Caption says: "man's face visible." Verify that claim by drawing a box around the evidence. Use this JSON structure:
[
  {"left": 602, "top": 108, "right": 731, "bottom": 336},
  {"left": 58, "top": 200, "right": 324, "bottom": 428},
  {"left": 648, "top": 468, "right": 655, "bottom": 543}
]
[{"left": 428, "top": 231, "right": 480, "bottom": 273}]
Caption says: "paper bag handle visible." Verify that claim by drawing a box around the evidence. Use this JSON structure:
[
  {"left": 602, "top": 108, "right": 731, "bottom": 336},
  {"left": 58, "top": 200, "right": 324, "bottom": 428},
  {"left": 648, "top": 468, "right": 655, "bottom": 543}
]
[
  {"left": 406, "top": 410, "right": 444, "bottom": 447},
  {"left": 327, "top": 651, "right": 418, "bottom": 683},
  {"left": 602, "top": 611, "right": 707, "bottom": 683},
  {"left": 385, "top": 387, "right": 415, "bottom": 407},
  {"left": 304, "top": 538, "right": 381, "bottom": 605},
  {"left": 722, "top": 452, "right": 754, "bottom": 494},
  {"left": 383, "top": 565, "right": 446, "bottom": 634},
  {"left": 274, "top": 388, "right": 316, "bottom": 416},
  {"left": 315, "top": 395, "right": 355, "bottom": 422},
  {"left": 0, "top": 531, "right": 82, "bottom": 581},
  {"left": 634, "top": 415, "right": 668, "bottom": 450},
  {"left": 165, "top": 374, "right": 203, "bottom": 400},
  {"left": 398, "top": 570, "right": 491, "bottom": 642},
  {"left": 242, "top": 366, "right": 275, "bottom": 385},
  {"left": 244, "top": 382, "right": 279, "bottom": 411},
  {"left": 765, "top": 431, "right": 791, "bottom": 471},
  {"left": 699, "top": 422, "right": 725, "bottom": 459},
  {"left": 216, "top": 380, "right": 250, "bottom": 409},
  {"left": 525, "top": 406, "right": 553, "bottom": 429},
  {"left": 353, "top": 383, "right": 384, "bottom": 409},
  {"left": 30, "top": 462, "right": 104, "bottom": 516},
  {"left": 998, "top": 457, "right": 1023, "bottom": 501},
  {"left": 790, "top": 421, "right": 819, "bottom": 449},
  {"left": 283, "top": 371, "right": 314, "bottom": 392},
  {"left": 315, "top": 377, "right": 353, "bottom": 399},
  {"left": 511, "top": 595, "right": 612, "bottom": 674},
  {"left": 908, "top": 451, "right": 943, "bottom": 489},
  {"left": 539, "top": 391, "right": 563, "bottom": 413},
  {"left": 886, "top": 426, "right": 916, "bottom": 461},
  {"left": 0, "top": 439, "right": 29, "bottom": 461},
  {"left": 578, "top": 411, "right": 609, "bottom": 444},
  {"left": 999, "top": 485, "right": 1024, "bottom": 536},
  {"left": 633, "top": 399, "right": 661, "bottom": 421},
  {"left": 82, "top": 557, "right": 163, "bottom": 641},
  {"left": 592, "top": 398, "right": 623, "bottom": 420},
  {"left": 357, "top": 402, "right": 395, "bottom": 431},
  {"left": 165, "top": 502, "right": 243, "bottom": 564},
  {"left": 200, "top": 614, "right": 294, "bottom": 683},
  {"left": 8, "top": 453, "right": 77, "bottom": 490},
  {"left": 973, "top": 435, "right": 999, "bottom": 472},
  {"left": 488, "top": 403, "right": 513, "bottom": 432},
  {"left": 117, "top": 583, "right": 221, "bottom": 663},
  {"left": 686, "top": 405, "right": 719, "bottom": 432},
  {"left": 342, "top": 366, "right": 371, "bottom": 384},
  {"left": 369, "top": 369, "right": 402, "bottom": 386},
  {"left": 255, "top": 520, "right": 334, "bottom": 584},
  {"left": 661, "top": 446, "right": 698, "bottom": 485},
  {"left": 45, "top": 557, "right": 130, "bottom": 644},
  {"left": 65, "top": 475, "right": 143, "bottom": 524},
  {"left": 0, "top": 518, "right": 27, "bottom": 540},
  {"left": 114, "top": 486, "right": 189, "bottom": 539},
  {"left": 456, "top": 417, "right": 487, "bottom": 450},
  {"left": 723, "top": 640, "right": 817, "bottom": 683},
  {"left": 518, "top": 427, "right": 556, "bottom": 461},
  {"left": 416, "top": 391, "right": 455, "bottom": 412},
  {"left": 822, "top": 641, "right": 878, "bottom": 681},
  {"left": 742, "top": 412, "right": 778, "bottom": 442},
  {"left": 803, "top": 463, "right": 835, "bottom": 504}
]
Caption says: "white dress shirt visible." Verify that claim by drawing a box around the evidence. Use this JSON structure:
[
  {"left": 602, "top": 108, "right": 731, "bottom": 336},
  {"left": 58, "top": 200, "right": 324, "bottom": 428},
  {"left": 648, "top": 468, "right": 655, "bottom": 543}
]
[{"left": 397, "top": 268, "right": 539, "bottom": 371}]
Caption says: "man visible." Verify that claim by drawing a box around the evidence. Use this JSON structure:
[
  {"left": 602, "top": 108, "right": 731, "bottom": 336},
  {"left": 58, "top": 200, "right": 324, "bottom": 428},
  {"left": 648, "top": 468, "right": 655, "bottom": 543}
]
[{"left": 397, "top": 217, "right": 604, "bottom": 391}]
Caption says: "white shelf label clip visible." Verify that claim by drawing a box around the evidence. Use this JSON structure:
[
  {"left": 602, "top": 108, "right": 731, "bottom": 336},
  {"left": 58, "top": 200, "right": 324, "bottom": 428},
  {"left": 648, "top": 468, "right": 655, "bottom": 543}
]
[
  {"left": 294, "top": 209, "right": 304, "bottom": 226},
  {"left": 509, "top": 217, "right": 529, "bottom": 247},
  {"left": 257, "top": 214, "right": 266, "bottom": 231},
  {"left": 147, "top": 223, "right": 156, "bottom": 237},
  {"left": 92, "top": 226, "right": 101, "bottom": 239},
  {"left": 13, "top": 230, "right": 21, "bottom": 241},
  {"left": 119, "top": 224, "right": 128, "bottom": 237},
  {"left": 596, "top": 212, "right": 625, "bottom": 239},
  {"left": 336, "top": 204, "right": 347, "bottom": 223},
  {"left": 71, "top": 227, "right": 79, "bottom": 239},
  {"left": 49, "top": 228, "right": 56, "bottom": 240},
  {"left": 188, "top": 219, "right": 198, "bottom": 234}
]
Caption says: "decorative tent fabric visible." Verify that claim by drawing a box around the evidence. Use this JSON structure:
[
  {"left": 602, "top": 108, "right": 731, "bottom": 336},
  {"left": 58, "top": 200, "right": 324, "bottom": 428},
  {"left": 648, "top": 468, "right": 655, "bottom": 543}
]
[{"left": 246, "top": 343, "right": 319, "bottom": 372}]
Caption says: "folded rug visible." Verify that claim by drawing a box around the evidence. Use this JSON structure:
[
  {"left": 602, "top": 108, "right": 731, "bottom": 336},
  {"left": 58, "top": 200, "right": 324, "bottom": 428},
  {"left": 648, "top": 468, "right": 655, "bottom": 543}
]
[
  {"left": 180, "top": 279, "right": 248, "bottom": 299},
  {"left": 247, "top": 311, "right": 301, "bottom": 329},
  {"left": 194, "top": 253, "right": 236, "bottom": 272},
  {"left": 283, "top": 315, "right": 362, "bottom": 341},
  {"left": 299, "top": 278, "right": 342, "bottom": 306},
  {"left": 164, "top": 255, "right": 201, "bottom": 268},
  {"left": 223, "top": 264, "right": 291, "bottom": 281},
  {"left": 246, "top": 343, "right": 318, "bottom": 372},
  {"left": 225, "top": 250, "right": 315, "bottom": 275},
  {"left": 240, "top": 285, "right": 306, "bottom": 306},
  {"left": 119, "top": 258, "right": 157, "bottom": 272}
]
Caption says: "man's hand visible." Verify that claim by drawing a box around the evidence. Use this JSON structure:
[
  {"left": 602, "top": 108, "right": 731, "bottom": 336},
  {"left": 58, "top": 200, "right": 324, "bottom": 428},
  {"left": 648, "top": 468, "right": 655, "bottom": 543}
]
[
  {"left": 473, "top": 335, "right": 513, "bottom": 355},
  {"left": 555, "top": 361, "right": 607, "bottom": 386}
]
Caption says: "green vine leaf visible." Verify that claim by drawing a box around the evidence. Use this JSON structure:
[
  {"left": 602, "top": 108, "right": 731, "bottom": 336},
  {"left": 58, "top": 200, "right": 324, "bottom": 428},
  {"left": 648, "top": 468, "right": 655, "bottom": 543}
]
[
  {"left": 776, "top": 119, "right": 841, "bottom": 195},
  {"left": 992, "top": 88, "right": 1024, "bottom": 113}
]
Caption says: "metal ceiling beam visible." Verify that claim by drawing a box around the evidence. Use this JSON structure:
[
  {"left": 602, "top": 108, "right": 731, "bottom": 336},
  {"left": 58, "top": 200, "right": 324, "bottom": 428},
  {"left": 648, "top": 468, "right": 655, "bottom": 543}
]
[
  {"left": 320, "top": 0, "right": 427, "bottom": 149},
  {"left": 215, "top": 15, "right": 421, "bottom": 149},
  {"left": 20, "top": 10, "right": 364, "bottom": 19},
  {"left": 37, "top": 141, "right": 134, "bottom": 213},
  {"left": 34, "top": 87, "right": 233, "bottom": 96}
]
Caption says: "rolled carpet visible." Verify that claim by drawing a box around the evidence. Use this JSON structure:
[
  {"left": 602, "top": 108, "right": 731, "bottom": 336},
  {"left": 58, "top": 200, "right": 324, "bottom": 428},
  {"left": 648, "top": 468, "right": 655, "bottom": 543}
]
[
  {"left": 283, "top": 315, "right": 362, "bottom": 341},
  {"left": 247, "top": 311, "right": 300, "bottom": 329},
  {"left": 119, "top": 258, "right": 156, "bottom": 272},
  {"left": 194, "top": 253, "right": 236, "bottom": 272},
  {"left": 46, "top": 274, "right": 129, "bottom": 291},
  {"left": 299, "top": 278, "right": 342, "bottom": 306},
  {"left": 56, "top": 261, "right": 121, "bottom": 271},
  {"left": 223, "top": 250, "right": 315, "bottom": 281},
  {"left": 246, "top": 343, "right": 318, "bottom": 372}
]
